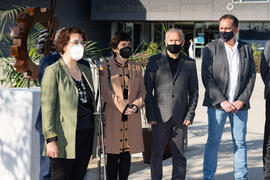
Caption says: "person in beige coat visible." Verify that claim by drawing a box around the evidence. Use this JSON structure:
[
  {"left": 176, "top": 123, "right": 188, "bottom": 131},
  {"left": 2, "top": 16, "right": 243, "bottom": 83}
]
[{"left": 101, "top": 32, "right": 146, "bottom": 180}]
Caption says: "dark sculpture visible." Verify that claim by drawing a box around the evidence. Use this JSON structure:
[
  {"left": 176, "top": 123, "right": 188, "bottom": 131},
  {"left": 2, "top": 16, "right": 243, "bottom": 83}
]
[{"left": 9, "top": 1, "right": 58, "bottom": 80}]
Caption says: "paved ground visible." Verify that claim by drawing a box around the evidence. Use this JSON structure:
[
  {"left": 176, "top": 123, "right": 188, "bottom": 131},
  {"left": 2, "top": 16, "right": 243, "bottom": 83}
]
[{"left": 85, "top": 59, "right": 265, "bottom": 180}]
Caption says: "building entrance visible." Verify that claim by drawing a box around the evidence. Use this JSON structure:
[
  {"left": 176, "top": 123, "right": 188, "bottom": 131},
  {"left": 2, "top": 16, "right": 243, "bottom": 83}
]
[{"left": 115, "top": 21, "right": 219, "bottom": 59}]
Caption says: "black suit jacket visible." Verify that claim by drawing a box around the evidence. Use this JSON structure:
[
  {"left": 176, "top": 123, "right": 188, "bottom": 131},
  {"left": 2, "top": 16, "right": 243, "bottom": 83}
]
[
  {"left": 260, "top": 40, "right": 270, "bottom": 99},
  {"left": 144, "top": 51, "right": 199, "bottom": 123},
  {"left": 201, "top": 39, "right": 256, "bottom": 109}
]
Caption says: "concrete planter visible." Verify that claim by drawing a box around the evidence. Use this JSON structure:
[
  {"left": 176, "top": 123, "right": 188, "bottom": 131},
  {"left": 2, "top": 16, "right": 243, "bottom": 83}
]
[{"left": 0, "top": 88, "right": 40, "bottom": 180}]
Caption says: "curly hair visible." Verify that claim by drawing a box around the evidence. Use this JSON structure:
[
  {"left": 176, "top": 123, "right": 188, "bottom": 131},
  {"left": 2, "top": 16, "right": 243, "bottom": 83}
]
[
  {"left": 53, "top": 27, "right": 88, "bottom": 54},
  {"left": 110, "top": 32, "right": 132, "bottom": 49}
]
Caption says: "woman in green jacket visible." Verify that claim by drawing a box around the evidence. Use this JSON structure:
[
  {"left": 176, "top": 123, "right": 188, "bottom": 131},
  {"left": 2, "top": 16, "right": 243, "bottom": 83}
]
[{"left": 41, "top": 27, "right": 97, "bottom": 180}]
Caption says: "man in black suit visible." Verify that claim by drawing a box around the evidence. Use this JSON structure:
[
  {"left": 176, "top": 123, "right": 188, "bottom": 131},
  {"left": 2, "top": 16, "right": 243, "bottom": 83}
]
[
  {"left": 202, "top": 14, "right": 256, "bottom": 180},
  {"left": 260, "top": 40, "right": 270, "bottom": 179},
  {"left": 144, "top": 28, "right": 199, "bottom": 180}
]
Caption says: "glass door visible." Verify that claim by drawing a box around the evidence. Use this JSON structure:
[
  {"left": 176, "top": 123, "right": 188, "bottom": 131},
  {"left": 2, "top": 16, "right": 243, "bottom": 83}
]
[
  {"left": 194, "top": 22, "right": 204, "bottom": 59},
  {"left": 174, "top": 23, "right": 194, "bottom": 56},
  {"left": 194, "top": 22, "right": 219, "bottom": 59}
]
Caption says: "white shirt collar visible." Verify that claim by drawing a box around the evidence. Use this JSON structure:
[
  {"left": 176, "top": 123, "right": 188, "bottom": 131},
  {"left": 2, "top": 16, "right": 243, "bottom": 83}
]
[{"left": 224, "top": 39, "right": 238, "bottom": 52}]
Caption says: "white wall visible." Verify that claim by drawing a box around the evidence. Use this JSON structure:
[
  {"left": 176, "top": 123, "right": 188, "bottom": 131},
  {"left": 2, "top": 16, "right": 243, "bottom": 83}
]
[{"left": 0, "top": 88, "right": 40, "bottom": 180}]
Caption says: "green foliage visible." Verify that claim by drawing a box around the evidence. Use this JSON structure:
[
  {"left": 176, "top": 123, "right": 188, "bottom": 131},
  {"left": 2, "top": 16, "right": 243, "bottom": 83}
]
[
  {"left": 0, "top": 6, "right": 102, "bottom": 88},
  {"left": 252, "top": 42, "right": 262, "bottom": 58},
  {"left": 84, "top": 41, "right": 103, "bottom": 58},
  {"left": 0, "top": 23, "right": 44, "bottom": 88},
  {"left": 252, "top": 42, "right": 262, "bottom": 73},
  {"left": 0, "top": 6, "right": 43, "bottom": 88},
  {"left": 131, "top": 41, "right": 164, "bottom": 68},
  {"left": 0, "top": 6, "right": 26, "bottom": 41},
  {"left": 131, "top": 23, "right": 188, "bottom": 68}
]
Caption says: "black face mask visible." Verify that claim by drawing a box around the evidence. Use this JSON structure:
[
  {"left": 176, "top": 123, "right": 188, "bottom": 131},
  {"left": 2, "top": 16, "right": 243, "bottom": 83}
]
[
  {"left": 119, "top": 46, "right": 132, "bottom": 59},
  {"left": 166, "top": 44, "right": 182, "bottom": 54},
  {"left": 219, "top": 31, "right": 234, "bottom": 42}
]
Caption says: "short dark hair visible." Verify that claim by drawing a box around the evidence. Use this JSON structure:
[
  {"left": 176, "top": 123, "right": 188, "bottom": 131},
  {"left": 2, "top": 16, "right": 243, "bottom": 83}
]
[
  {"left": 219, "top": 14, "right": 239, "bottom": 28},
  {"left": 110, "top": 32, "right": 132, "bottom": 49},
  {"left": 54, "top": 27, "right": 88, "bottom": 54}
]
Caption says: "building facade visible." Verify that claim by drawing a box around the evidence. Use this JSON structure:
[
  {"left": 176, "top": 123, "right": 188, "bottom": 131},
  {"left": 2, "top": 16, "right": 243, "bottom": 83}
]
[
  {"left": 1, "top": 0, "right": 270, "bottom": 58},
  {"left": 92, "top": 0, "right": 270, "bottom": 58}
]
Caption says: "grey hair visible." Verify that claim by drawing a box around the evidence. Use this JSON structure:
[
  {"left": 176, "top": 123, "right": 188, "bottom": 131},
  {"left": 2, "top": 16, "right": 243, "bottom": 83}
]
[
  {"left": 165, "top": 28, "right": 185, "bottom": 41},
  {"left": 54, "top": 27, "right": 66, "bottom": 42}
]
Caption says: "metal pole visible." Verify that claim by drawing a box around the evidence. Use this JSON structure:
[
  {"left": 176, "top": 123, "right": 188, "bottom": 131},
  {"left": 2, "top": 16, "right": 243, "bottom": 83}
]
[
  {"left": 24, "top": 71, "right": 32, "bottom": 88},
  {"left": 96, "top": 66, "right": 107, "bottom": 180}
]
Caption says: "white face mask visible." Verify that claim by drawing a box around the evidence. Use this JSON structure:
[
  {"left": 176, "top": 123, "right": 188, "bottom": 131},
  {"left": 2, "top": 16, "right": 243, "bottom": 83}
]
[{"left": 69, "top": 44, "right": 84, "bottom": 61}]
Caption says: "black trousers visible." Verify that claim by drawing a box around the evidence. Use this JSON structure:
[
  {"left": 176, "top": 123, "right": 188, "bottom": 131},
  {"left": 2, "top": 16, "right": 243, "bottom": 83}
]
[
  {"left": 264, "top": 99, "right": 270, "bottom": 179},
  {"left": 151, "top": 118, "right": 186, "bottom": 180},
  {"left": 106, "top": 152, "right": 131, "bottom": 180},
  {"left": 50, "top": 129, "right": 94, "bottom": 180}
]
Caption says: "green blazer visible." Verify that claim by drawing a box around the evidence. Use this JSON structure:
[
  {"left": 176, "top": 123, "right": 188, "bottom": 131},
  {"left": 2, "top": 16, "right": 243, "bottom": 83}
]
[{"left": 41, "top": 58, "right": 98, "bottom": 159}]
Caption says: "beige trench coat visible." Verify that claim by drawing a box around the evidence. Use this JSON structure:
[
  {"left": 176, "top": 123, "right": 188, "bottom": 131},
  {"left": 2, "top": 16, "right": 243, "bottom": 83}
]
[{"left": 101, "top": 56, "right": 146, "bottom": 154}]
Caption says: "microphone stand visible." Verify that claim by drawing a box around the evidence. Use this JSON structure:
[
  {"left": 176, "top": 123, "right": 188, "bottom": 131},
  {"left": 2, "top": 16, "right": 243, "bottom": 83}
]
[{"left": 94, "top": 62, "right": 107, "bottom": 180}]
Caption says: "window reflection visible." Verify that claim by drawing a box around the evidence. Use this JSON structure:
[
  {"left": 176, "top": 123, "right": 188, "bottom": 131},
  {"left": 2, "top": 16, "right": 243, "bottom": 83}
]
[
  {"left": 239, "top": 22, "right": 270, "bottom": 49},
  {"left": 233, "top": 0, "right": 268, "bottom": 2},
  {"left": 115, "top": 21, "right": 270, "bottom": 56},
  {"left": 239, "top": 23, "right": 270, "bottom": 40}
]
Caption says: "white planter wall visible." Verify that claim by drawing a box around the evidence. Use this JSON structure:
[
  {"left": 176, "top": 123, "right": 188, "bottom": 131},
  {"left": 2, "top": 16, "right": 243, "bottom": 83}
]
[{"left": 0, "top": 88, "right": 40, "bottom": 180}]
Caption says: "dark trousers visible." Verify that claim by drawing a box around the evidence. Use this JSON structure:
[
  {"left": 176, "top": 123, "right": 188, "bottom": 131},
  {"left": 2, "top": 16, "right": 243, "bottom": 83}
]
[
  {"left": 264, "top": 99, "right": 270, "bottom": 179},
  {"left": 106, "top": 152, "right": 131, "bottom": 180},
  {"left": 50, "top": 129, "right": 93, "bottom": 180},
  {"left": 151, "top": 118, "right": 186, "bottom": 180}
]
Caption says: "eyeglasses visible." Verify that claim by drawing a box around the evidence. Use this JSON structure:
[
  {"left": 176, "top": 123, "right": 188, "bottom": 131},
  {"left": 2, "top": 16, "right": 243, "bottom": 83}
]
[{"left": 69, "top": 40, "right": 87, "bottom": 46}]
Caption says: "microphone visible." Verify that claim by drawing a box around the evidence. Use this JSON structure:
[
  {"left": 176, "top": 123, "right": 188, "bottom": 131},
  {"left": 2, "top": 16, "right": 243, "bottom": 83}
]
[{"left": 92, "top": 56, "right": 104, "bottom": 71}]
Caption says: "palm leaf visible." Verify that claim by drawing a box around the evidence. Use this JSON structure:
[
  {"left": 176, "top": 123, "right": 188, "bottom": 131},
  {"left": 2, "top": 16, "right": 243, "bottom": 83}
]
[
  {"left": 0, "top": 6, "right": 26, "bottom": 41},
  {"left": 0, "top": 33, "right": 13, "bottom": 56},
  {"left": 0, "top": 11, "right": 43, "bottom": 87},
  {"left": 0, "top": 7, "right": 102, "bottom": 87},
  {"left": 162, "top": 22, "right": 169, "bottom": 33},
  {"left": 84, "top": 41, "right": 103, "bottom": 57}
]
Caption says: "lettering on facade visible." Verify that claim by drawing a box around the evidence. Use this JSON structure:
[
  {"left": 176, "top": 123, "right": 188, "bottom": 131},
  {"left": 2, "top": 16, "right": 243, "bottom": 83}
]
[
  {"left": 103, "top": 4, "right": 145, "bottom": 12},
  {"left": 147, "top": 5, "right": 180, "bottom": 12},
  {"left": 101, "top": 2, "right": 179, "bottom": 13},
  {"left": 181, "top": 4, "right": 212, "bottom": 11}
]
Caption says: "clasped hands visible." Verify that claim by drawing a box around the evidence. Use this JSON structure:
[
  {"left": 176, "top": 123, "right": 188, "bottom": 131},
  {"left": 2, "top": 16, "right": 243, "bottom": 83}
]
[
  {"left": 124, "top": 105, "right": 138, "bottom": 115},
  {"left": 220, "top": 100, "right": 244, "bottom": 113}
]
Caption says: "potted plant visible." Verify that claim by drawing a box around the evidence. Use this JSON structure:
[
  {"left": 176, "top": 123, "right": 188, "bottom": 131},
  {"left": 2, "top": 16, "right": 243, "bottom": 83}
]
[{"left": 252, "top": 42, "right": 262, "bottom": 73}]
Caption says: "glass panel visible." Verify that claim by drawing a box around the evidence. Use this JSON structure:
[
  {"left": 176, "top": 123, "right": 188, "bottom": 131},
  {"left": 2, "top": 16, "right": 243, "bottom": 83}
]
[
  {"left": 133, "top": 24, "right": 141, "bottom": 51},
  {"left": 154, "top": 23, "right": 162, "bottom": 44},
  {"left": 233, "top": 0, "right": 267, "bottom": 2},
  {"left": 242, "top": 0, "right": 267, "bottom": 1},
  {"left": 239, "top": 22, "right": 270, "bottom": 40},
  {"left": 194, "top": 23, "right": 204, "bottom": 58},
  {"left": 125, "top": 23, "right": 133, "bottom": 41},
  {"left": 204, "top": 22, "right": 219, "bottom": 45},
  {"left": 142, "top": 23, "right": 151, "bottom": 44},
  {"left": 174, "top": 24, "right": 194, "bottom": 55},
  {"left": 117, "top": 22, "right": 124, "bottom": 32},
  {"left": 239, "top": 22, "right": 270, "bottom": 49}
]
